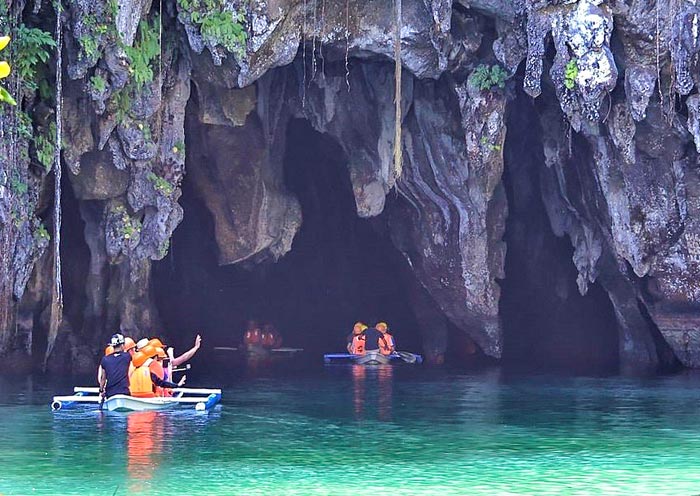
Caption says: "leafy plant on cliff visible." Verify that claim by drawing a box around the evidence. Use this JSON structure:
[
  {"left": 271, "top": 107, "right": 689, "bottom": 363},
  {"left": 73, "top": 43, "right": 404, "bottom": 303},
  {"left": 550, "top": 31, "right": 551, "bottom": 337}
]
[
  {"left": 34, "top": 122, "right": 57, "bottom": 172},
  {"left": 90, "top": 74, "right": 107, "bottom": 93},
  {"left": 147, "top": 172, "right": 174, "bottom": 196},
  {"left": 114, "top": 206, "right": 142, "bottom": 240},
  {"left": 34, "top": 223, "right": 50, "bottom": 242},
  {"left": 172, "top": 140, "right": 185, "bottom": 157},
  {"left": 470, "top": 64, "right": 508, "bottom": 92},
  {"left": 14, "top": 24, "right": 56, "bottom": 92},
  {"left": 124, "top": 16, "right": 161, "bottom": 90},
  {"left": 178, "top": 0, "right": 246, "bottom": 57},
  {"left": 564, "top": 58, "right": 578, "bottom": 90}
]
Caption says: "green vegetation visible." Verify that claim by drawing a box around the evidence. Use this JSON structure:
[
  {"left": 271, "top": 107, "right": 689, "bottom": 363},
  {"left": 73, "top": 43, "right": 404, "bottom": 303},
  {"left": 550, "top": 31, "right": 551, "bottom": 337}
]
[
  {"left": 172, "top": 140, "right": 185, "bottom": 157},
  {"left": 17, "top": 110, "right": 32, "bottom": 139},
  {"left": 565, "top": 58, "right": 578, "bottom": 90},
  {"left": 178, "top": 0, "right": 246, "bottom": 57},
  {"left": 114, "top": 206, "right": 141, "bottom": 240},
  {"left": 14, "top": 25, "right": 57, "bottom": 91},
  {"left": 34, "top": 223, "right": 50, "bottom": 242},
  {"left": 123, "top": 16, "right": 161, "bottom": 89},
  {"left": 34, "top": 122, "right": 56, "bottom": 172},
  {"left": 79, "top": 35, "right": 99, "bottom": 60},
  {"left": 147, "top": 172, "right": 174, "bottom": 196},
  {"left": 90, "top": 74, "right": 107, "bottom": 93},
  {"left": 137, "top": 122, "right": 152, "bottom": 140},
  {"left": 470, "top": 64, "right": 508, "bottom": 92},
  {"left": 480, "top": 135, "right": 501, "bottom": 152},
  {"left": 10, "top": 175, "right": 28, "bottom": 195}
]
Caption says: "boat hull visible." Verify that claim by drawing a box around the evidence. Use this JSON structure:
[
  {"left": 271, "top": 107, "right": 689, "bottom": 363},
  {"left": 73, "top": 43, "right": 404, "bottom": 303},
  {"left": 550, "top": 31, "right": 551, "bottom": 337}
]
[
  {"left": 324, "top": 351, "right": 423, "bottom": 365},
  {"left": 51, "top": 388, "right": 222, "bottom": 412},
  {"left": 106, "top": 395, "right": 175, "bottom": 412}
]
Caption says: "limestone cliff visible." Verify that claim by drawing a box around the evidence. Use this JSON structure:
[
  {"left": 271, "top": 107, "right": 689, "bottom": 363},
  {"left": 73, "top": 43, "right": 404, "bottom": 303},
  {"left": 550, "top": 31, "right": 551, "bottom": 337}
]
[{"left": 0, "top": 0, "right": 698, "bottom": 371}]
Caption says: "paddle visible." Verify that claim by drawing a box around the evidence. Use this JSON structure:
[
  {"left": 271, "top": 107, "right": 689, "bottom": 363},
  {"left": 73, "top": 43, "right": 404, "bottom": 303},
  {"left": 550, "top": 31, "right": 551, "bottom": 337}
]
[
  {"left": 394, "top": 351, "right": 417, "bottom": 364},
  {"left": 98, "top": 388, "right": 106, "bottom": 411}
]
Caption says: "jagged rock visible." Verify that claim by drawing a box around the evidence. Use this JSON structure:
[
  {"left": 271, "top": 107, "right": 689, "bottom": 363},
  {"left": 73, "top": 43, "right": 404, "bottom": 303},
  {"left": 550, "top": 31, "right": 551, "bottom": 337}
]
[
  {"left": 5, "top": 0, "right": 700, "bottom": 372},
  {"left": 70, "top": 151, "right": 130, "bottom": 200}
]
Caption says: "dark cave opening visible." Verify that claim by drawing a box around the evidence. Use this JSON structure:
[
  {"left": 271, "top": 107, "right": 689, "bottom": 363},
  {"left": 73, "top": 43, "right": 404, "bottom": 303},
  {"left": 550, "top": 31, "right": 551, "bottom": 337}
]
[
  {"left": 152, "top": 117, "right": 423, "bottom": 360},
  {"left": 499, "top": 91, "right": 620, "bottom": 374}
]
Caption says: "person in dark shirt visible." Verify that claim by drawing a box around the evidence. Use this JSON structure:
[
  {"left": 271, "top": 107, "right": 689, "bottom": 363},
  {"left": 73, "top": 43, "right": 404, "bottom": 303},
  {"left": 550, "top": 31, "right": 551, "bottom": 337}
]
[
  {"left": 98, "top": 333, "right": 132, "bottom": 398},
  {"left": 362, "top": 325, "right": 386, "bottom": 351}
]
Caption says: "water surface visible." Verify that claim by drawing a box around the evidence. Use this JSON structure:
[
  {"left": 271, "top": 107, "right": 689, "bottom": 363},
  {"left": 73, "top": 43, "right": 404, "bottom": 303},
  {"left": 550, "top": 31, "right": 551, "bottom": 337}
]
[{"left": 1, "top": 367, "right": 699, "bottom": 495}]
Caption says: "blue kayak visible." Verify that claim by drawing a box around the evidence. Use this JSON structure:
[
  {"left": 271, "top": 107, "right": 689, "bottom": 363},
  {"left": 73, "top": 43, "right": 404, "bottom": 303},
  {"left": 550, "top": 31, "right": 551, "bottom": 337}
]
[{"left": 324, "top": 350, "right": 423, "bottom": 365}]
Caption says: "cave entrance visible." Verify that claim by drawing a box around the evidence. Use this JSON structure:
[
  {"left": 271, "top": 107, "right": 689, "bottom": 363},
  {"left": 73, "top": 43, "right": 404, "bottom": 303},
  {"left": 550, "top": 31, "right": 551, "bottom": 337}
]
[
  {"left": 498, "top": 90, "right": 619, "bottom": 374},
  {"left": 152, "top": 118, "right": 423, "bottom": 360}
]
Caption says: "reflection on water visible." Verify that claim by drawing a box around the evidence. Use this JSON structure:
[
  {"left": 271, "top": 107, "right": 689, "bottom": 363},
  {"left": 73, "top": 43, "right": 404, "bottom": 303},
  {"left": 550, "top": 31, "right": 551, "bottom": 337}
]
[
  {"left": 127, "top": 412, "right": 161, "bottom": 488},
  {"left": 1, "top": 369, "right": 700, "bottom": 495},
  {"left": 351, "top": 365, "right": 394, "bottom": 421}
]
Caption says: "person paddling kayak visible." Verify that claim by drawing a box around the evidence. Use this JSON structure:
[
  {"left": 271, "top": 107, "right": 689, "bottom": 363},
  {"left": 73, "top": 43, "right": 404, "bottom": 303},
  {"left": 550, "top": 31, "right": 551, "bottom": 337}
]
[{"left": 98, "top": 334, "right": 132, "bottom": 399}]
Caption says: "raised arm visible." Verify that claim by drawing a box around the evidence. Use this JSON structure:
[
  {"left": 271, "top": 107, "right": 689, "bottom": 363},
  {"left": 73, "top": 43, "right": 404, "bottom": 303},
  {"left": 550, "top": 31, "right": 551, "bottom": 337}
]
[{"left": 172, "top": 334, "right": 201, "bottom": 366}]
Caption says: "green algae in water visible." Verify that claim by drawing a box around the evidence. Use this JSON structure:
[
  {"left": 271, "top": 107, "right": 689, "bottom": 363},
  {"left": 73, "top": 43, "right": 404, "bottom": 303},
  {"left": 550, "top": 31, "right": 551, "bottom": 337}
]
[{"left": 1, "top": 370, "right": 700, "bottom": 495}]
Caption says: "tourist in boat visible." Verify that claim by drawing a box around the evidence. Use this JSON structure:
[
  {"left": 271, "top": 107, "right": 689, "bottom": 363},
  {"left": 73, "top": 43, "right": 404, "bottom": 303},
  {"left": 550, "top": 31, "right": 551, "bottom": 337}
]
[
  {"left": 261, "top": 324, "right": 281, "bottom": 349},
  {"left": 97, "top": 334, "right": 132, "bottom": 399},
  {"left": 347, "top": 322, "right": 367, "bottom": 354},
  {"left": 377, "top": 322, "right": 395, "bottom": 356},
  {"left": 136, "top": 338, "right": 150, "bottom": 351},
  {"left": 171, "top": 334, "right": 202, "bottom": 366},
  {"left": 124, "top": 337, "right": 137, "bottom": 355},
  {"left": 362, "top": 323, "right": 388, "bottom": 352},
  {"left": 129, "top": 345, "right": 185, "bottom": 398},
  {"left": 243, "top": 320, "right": 262, "bottom": 349}
]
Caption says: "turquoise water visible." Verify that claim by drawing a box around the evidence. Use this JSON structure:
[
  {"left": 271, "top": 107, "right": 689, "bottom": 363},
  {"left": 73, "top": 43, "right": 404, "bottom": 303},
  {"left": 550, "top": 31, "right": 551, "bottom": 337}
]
[{"left": 1, "top": 366, "right": 700, "bottom": 495}]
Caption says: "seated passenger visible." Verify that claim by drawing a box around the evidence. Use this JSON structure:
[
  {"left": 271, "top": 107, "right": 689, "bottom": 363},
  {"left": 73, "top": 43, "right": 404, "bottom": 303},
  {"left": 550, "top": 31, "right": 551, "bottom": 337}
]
[
  {"left": 348, "top": 322, "right": 367, "bottom": 355},
  {"left": 243, "top": 321, "right": 262, "bottom": 349},
  {"left": 129, "top": 345, "right": 185, "bottom": 398},
  {"left": 362, "top": 324, "right": 386, "bottom": 352},
  {"left": 376, "top": 322, "right": 395, "bottom": 356}
]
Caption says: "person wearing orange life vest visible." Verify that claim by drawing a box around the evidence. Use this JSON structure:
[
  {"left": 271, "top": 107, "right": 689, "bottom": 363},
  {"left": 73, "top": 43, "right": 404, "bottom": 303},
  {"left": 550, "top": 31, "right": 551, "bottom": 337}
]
[
  {"left": 376, "top": 322, "right": 395, "bottom": 356},
  {"left": 362, "top": 323, "right": 389, "bottom": 352},
  {"left": 243, "top": 320, "right": 262, "bottom": 349},
  {"left": 347, "top": 322, "right": 367, "bottom": 355},
  {"left": 129, "top": 345, "right": 185, "bottom": 398}
]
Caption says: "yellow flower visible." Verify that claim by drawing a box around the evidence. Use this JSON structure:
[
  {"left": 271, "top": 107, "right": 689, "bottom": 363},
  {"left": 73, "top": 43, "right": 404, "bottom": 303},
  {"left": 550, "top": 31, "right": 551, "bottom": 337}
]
[{"left": 0, "top": 35, "right": 15, "bottom": 105}]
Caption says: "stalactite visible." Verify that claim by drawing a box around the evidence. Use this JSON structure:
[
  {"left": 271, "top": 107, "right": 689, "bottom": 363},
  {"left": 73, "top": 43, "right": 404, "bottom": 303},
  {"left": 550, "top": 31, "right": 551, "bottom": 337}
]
[
  {"left": 393, "top": 0, "right": 402, "bottom": 179},
  {"left": 302, "top": 0, "right": 307, "bottom": 106},
  {"left": 319, "top": 0, "right": 325, "bottom": 78},
  {"left": 45, "top": 0, "right": 63, "bottom": 365},
  {"left": 311, "top": 0, "right": 317, "bottom": 80},
  {"left": 344, "top": 0, "right": 349, "bottom": 90}
]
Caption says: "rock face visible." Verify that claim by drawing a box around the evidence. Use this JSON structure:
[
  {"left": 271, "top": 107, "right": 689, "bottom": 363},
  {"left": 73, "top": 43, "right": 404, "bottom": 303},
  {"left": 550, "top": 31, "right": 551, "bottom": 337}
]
[{"left": 1, "top": 0, "right": 699, "bottom": 371}]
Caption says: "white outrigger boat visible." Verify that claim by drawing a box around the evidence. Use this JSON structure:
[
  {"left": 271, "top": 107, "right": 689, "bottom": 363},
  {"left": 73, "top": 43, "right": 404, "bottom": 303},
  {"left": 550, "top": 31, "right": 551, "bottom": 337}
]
[{"left": 51, "top": 387, "right": 222, "bottom": 412}]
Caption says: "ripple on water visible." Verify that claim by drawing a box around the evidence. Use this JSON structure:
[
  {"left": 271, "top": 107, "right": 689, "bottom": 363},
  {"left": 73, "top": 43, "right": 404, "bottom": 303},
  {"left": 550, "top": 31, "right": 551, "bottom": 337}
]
[{"left": 0, "top": 369, "right": 699, "bottom": 495}]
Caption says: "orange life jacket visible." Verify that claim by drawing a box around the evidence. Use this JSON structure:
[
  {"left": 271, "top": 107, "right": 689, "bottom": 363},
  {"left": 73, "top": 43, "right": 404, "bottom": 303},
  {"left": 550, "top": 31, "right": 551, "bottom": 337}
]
[
  {"left": 244, "top": 329, "right": 261, "bottom": 345},
  {"left": 129, "top": 359, "right": 155, "bottom": 398},
  {"left": 261, "top": 332, "right": 275, "bottom": 348},
  {"left": 379, "top": 333, "right": 395, "bottom": 355},
  {"left": 350, "top": 335, "right": 366, "bottom": 355}
]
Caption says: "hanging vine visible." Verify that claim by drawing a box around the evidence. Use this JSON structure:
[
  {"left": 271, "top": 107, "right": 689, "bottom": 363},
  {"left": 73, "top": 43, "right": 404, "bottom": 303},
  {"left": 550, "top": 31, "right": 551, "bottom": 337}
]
[
  {"left": 393, "top": 0, "right": 402, "bottom": 179},
  {"left": 344, "top": 0, "right": 349, "bottom": 90},
  {"left": 302, "top": 0, "right": 307, "bottom": 106},
  {"left": 45, "top": 0, "right": 63, "bottom": 365}
]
